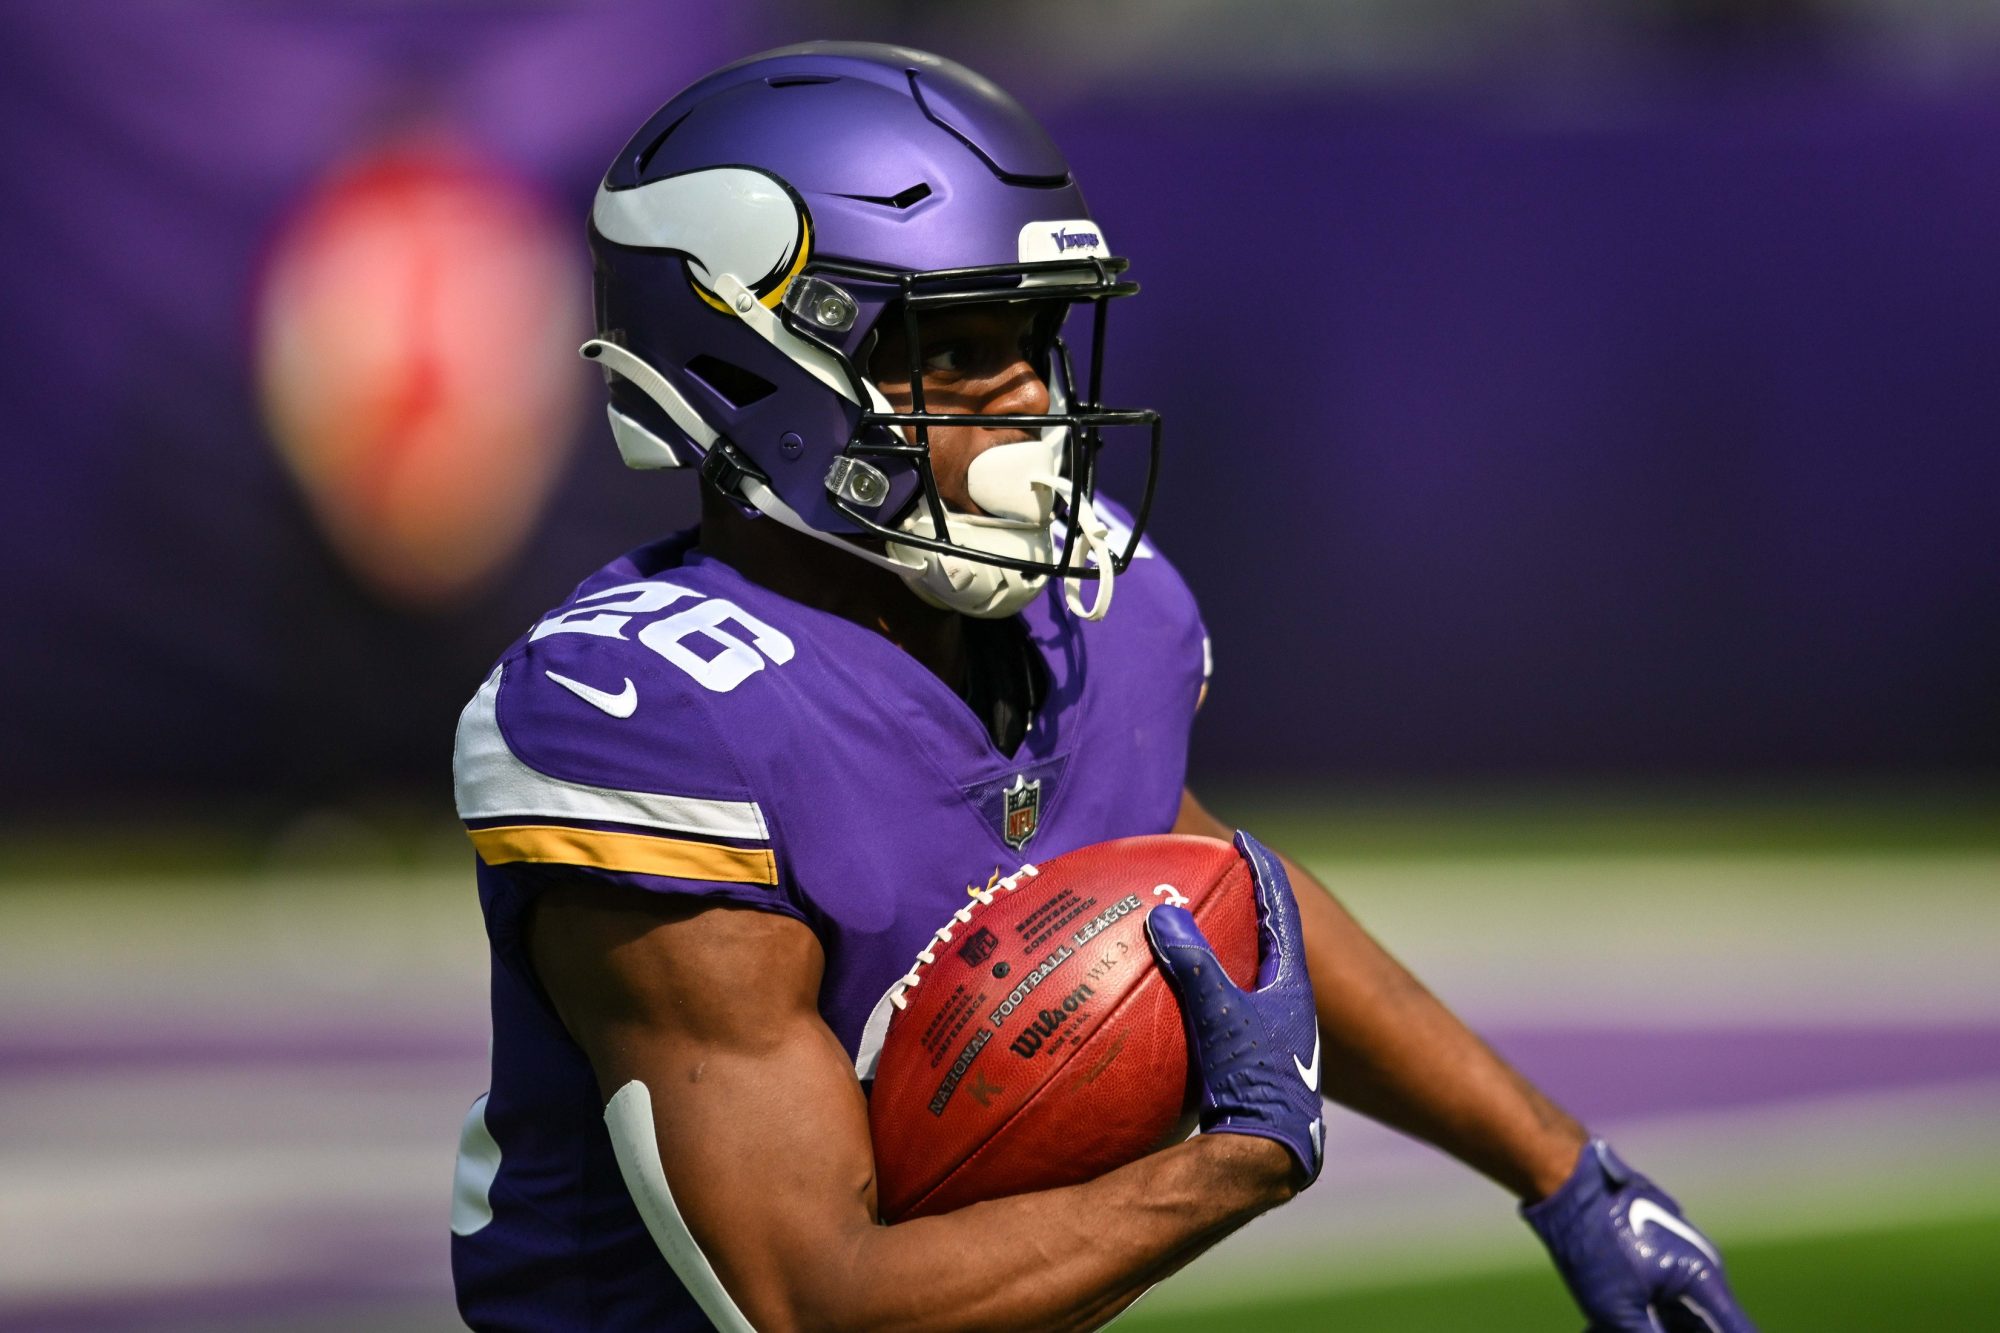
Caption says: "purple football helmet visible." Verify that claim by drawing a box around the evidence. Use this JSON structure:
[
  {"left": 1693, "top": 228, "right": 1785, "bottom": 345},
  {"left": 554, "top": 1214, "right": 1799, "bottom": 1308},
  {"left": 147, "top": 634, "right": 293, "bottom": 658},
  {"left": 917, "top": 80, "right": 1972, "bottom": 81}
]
[{"left": 584, "top": 42, "right": 1159, "bottom": 619}]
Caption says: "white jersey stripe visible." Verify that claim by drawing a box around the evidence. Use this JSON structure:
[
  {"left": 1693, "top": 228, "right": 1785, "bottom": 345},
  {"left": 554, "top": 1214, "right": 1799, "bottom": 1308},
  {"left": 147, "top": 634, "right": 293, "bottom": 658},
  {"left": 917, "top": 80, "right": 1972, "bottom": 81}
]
[{"left": 453, "top": 667, "right": 769, "bottom": 841}]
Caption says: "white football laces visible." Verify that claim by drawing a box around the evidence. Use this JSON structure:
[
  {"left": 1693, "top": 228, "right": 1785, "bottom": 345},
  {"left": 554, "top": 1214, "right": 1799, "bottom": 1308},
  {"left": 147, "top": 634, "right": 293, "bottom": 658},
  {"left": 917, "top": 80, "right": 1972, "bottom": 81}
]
[{"left": 887, "top": 863, "right": 1040, "bottom": 1011}]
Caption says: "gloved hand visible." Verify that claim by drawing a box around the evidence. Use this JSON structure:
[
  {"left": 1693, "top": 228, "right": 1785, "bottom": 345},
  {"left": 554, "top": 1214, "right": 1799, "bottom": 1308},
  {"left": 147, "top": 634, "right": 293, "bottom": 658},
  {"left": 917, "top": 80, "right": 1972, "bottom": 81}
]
[
  {"left": 1145, "top": 829, "right": 1324, "bottom": 1184},
  {"left": 1525, "top": 1139, "right": 1758, "bottom": 1332}
]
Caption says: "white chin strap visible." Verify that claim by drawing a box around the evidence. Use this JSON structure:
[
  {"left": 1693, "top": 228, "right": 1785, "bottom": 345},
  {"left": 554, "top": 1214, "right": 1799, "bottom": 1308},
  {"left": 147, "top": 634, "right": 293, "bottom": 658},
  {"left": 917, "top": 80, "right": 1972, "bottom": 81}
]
[
  {"left": 892, "top": 428, "right": 1115, "bottom": 621},
  {"left": 589, "top": 269, "right": 1115, "bottom": 622}
]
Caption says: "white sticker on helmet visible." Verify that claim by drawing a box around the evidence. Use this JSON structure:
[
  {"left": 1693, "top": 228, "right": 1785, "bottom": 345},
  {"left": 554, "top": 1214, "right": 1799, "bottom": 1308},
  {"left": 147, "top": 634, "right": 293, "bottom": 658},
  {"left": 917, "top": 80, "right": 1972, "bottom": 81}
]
[
  {"left": 594, "top": 168, "right": 805, "bottom": 296},
  {"left": 1017, "top": 219, "right": 1109, "bottom": 263},
  {"left": 604, "top": 405, "right": 691, "bottom": 470}
]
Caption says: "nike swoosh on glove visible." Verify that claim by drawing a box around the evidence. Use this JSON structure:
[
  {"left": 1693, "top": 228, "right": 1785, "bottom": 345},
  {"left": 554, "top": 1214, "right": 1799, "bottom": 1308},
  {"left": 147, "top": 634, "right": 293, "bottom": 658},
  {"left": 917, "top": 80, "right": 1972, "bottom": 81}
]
[
  {"left": 1144, "top": 829, "right": 1325, "bottom": 1185},
  {"left": 1524, "top": 1139, "right": 1758, "bottom": 1333}
]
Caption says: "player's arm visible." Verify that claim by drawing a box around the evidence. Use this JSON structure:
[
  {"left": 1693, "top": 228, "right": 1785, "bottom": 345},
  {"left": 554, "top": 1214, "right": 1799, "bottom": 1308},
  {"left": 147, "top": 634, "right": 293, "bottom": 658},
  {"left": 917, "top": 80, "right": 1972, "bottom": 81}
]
[
  {"left": 1174, "top": 788, "right": 1584, "bottom": 1197},
  {"left": 1176, "top": 791, "right": 1760, "bottom": 1331},
  {"left": 528, "top": 878, "right": 1296, "bottom": 1333}
]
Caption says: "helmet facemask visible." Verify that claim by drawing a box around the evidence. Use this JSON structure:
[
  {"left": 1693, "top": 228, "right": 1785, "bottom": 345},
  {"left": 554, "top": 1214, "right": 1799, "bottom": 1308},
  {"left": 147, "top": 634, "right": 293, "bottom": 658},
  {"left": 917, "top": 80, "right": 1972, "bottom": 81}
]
[{"left": 819, "top": 259, "right": 1160, "bottom": 620}]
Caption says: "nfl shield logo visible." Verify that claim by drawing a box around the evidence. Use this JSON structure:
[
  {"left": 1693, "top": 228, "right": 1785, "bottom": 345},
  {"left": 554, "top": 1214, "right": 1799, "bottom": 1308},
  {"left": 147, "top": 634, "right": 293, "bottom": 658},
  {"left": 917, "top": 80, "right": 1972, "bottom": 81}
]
[
  {"left": 955, "top": 926, "right": 999, "bottom": 967},
  {"left": 1002, "top": 774, "right": 1041, "bottom": 850}
]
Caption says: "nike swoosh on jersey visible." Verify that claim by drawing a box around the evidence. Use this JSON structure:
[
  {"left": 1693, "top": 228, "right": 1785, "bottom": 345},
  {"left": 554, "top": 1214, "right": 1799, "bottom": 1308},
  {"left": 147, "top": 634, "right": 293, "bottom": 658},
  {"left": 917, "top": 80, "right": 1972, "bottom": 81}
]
[
  {"left": 1627, "top": 1198, "right": 1722, "bottom": 1267},
  {"left": 545, "top": 670, "right": 638, "bottom": 719},
  {"left": 1293, "top": 1031, "right": 1321, "bottom": 1091}
]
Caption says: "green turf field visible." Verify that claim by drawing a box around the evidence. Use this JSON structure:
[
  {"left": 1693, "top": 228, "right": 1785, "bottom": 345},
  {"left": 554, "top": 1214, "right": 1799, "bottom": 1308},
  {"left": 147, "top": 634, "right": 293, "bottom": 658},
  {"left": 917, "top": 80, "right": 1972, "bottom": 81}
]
[{"left": 1126, "top": 1211, "right": 2000, "bottom": 1331}]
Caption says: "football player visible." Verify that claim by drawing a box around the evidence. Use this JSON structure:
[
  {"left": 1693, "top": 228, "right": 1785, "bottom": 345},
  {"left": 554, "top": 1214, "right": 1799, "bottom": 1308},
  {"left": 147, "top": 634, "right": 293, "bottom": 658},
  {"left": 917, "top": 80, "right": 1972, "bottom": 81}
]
[{"left": 450, "top": 42, "right": 1756, "bottom": 1332}]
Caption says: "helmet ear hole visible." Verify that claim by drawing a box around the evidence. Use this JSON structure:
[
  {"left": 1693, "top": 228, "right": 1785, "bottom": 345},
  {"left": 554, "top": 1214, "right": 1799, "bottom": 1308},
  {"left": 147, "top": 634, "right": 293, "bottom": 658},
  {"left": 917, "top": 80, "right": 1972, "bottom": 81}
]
[{"left": 684, "top": 354, "right": 777, "bottom": 410}]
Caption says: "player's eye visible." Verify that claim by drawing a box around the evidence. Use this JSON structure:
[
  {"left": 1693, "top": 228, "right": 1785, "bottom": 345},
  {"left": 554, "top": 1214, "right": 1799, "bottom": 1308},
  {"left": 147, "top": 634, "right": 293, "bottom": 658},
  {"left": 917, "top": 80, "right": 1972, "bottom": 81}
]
[{"left": 921, "top": 341, "right": 969, "bottom": 376}]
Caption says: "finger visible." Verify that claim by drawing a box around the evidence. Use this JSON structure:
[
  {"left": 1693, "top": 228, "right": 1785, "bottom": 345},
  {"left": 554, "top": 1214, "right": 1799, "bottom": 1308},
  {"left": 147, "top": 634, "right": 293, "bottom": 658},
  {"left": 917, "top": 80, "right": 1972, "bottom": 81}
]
[
  {"left": 1231, "top": 829, "right": 1305, "bottom": 990},
  {"left": 1649, "top": 1302, "right": 1707, "bottom": 1333},
  {"left": 1667, "top": 1294, "right": 1747, "bottom": 1333},
  {"left": 1144, "top": 903, "right": 1219, "bottom": 976},
  {"left": 1144, "top": 904, "right": 1233, "bottom": 1003}
]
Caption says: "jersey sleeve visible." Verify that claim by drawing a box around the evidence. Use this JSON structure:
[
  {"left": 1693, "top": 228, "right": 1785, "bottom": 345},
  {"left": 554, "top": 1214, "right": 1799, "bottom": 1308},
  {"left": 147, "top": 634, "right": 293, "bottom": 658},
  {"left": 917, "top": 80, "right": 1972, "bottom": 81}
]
[{"left": 452, "top": 643, "right": 803, "bottom": 924}]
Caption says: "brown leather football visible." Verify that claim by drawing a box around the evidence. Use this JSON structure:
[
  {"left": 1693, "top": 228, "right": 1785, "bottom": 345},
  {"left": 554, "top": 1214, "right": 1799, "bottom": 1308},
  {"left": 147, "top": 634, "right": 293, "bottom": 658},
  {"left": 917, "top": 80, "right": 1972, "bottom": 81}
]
[{"left": 868, "top": 834, "right": 1260, "bottom": 1222}]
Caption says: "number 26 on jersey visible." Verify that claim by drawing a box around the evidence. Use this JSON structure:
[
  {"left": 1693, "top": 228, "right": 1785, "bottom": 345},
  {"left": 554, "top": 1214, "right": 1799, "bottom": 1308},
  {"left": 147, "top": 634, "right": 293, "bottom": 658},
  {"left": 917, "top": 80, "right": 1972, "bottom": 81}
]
[{"left": 530, "top": 581, "right": 794, "bottom": 694}]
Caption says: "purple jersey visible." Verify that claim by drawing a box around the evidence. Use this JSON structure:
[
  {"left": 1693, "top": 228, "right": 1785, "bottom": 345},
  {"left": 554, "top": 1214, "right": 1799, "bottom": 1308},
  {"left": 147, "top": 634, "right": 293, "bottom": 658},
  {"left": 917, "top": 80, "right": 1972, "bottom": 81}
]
[{"left": 448, "top": 502, "right": 1207, "bottom": 1330}]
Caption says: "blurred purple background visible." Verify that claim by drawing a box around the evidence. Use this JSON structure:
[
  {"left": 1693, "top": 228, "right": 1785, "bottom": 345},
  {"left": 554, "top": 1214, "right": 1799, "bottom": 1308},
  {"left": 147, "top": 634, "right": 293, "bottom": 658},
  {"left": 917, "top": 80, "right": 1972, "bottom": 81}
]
[{"left": 2, "top": 0, "right": 1996, "bottom": 823}]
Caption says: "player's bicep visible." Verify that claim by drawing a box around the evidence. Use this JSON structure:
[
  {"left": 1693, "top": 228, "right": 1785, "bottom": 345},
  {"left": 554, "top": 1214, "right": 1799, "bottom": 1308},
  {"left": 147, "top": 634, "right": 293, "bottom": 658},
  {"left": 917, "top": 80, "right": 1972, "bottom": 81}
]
[{"left": 528, "top": 883, "right": 881, "bottom": 1331}]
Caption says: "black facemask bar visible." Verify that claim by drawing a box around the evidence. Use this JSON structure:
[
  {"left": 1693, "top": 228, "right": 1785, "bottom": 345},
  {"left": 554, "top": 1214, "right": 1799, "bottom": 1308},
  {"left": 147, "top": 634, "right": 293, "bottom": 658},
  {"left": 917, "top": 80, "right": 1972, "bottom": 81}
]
[{"left": 797, "top": 255, "right": 1163, "bottom": 583}]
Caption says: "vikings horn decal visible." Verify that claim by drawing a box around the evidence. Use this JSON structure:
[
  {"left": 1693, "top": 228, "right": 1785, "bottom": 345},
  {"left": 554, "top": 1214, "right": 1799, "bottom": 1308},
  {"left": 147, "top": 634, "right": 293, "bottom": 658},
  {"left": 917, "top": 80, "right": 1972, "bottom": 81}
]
[{"left": 592, "top": 168, "right": 811, "bottom": 311}]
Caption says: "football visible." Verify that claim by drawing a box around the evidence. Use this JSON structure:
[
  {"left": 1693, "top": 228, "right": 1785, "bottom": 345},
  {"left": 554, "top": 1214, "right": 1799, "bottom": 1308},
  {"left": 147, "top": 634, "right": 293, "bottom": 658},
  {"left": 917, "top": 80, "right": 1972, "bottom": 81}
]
[{"left": 867, "top": 834, "right": 1261, "bottom": 1222}]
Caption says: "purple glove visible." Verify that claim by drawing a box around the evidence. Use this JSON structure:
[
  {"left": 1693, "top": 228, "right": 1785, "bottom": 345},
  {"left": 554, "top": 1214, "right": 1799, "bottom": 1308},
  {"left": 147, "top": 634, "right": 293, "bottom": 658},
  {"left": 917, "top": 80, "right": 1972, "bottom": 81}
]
[
  {"left": 1144, "top": 829, "right": 1324, "bottom": 1184},
  {"left": 1525, "top": 1139, "right": 1757, "bottom": 1333}
]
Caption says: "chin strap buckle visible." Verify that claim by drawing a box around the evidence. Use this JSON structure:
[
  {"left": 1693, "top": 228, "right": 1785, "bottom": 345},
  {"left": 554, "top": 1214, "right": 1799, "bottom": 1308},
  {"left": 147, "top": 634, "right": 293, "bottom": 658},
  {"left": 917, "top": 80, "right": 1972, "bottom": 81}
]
[{"left": 699, "top": 439, "right": 767, "bottom": 499}]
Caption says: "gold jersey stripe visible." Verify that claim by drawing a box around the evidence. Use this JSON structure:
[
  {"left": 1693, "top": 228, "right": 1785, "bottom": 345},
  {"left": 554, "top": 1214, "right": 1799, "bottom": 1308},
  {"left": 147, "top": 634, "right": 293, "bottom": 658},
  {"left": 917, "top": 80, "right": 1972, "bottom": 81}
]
[{"left": 468, "top": 824, "right": 778, "bottom": 886}]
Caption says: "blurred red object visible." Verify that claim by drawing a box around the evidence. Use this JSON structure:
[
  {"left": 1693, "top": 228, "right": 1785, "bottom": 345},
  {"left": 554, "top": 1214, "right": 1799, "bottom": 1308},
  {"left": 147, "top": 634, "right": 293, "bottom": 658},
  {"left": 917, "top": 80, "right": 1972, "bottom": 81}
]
[{"left": 255, "top": 139, "right": 587, "bottom": 607}]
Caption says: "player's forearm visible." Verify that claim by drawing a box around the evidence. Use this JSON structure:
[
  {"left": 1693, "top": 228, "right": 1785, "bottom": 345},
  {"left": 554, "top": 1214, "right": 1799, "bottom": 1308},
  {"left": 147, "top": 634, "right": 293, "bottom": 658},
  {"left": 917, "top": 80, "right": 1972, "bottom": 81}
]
[
  {"left": 1282, "top": 851, "right": 1585, "bottom": 1200},
  {"left": 806, "top": 1134, "right": 1294, "bottom": 1333}
]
